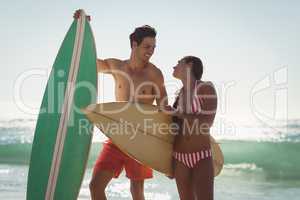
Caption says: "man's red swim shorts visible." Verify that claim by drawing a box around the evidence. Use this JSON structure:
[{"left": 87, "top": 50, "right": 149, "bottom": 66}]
[{"left": 93, "top": 140, "right": 153, "bottom": 180}]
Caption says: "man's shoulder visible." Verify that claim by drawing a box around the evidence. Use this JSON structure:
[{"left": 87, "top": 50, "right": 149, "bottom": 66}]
[{"left": 147, "top": 62, "right": 163, "bottom": 78}]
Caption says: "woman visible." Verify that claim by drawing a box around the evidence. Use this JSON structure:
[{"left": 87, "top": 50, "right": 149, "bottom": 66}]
[{"left": 170, "top": 56, "right": 217, "bottom": 200}]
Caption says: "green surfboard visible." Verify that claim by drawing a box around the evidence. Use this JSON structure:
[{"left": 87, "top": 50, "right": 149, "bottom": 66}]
[{"left": 26, "top": 10, "right": 97, "bottom": 200}]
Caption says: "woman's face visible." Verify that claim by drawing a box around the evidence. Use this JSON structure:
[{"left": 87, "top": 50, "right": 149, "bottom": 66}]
[{"left": 172, "top": 58, "right": 191, "bottom": 80}]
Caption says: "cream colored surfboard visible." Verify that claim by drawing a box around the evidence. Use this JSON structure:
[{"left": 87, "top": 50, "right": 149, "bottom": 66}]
[{"left": 83, "top": 102, "right": 224, "bottom": 176}]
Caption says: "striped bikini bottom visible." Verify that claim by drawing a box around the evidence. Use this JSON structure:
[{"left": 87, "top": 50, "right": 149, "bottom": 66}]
[{"left": 173, "top": 149, "right": 212, "bottom": 168}]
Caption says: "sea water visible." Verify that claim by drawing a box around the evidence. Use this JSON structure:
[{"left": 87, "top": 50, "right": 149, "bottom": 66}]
[{"left": 1, "top": 118, "right": 300, "bottom": 200}]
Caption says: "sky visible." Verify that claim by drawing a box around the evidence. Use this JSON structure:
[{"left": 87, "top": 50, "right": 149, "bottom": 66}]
[{"left": 1, "top": 0, "right": 299, "bottom": 126}]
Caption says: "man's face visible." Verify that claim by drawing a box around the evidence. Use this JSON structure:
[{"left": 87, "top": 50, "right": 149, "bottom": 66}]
[{"left": 134, "top": 37, "right": 156, "bottom": 62}]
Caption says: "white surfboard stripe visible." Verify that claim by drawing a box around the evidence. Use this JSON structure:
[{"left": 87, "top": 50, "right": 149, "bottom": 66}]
[{"left": 45, "top": 10, "right": 86, "bottom": 200}]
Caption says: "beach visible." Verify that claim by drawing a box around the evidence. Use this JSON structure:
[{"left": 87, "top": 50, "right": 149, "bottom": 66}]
[{"left": 1, "top": 118, "right": 300, "bottom": 199}]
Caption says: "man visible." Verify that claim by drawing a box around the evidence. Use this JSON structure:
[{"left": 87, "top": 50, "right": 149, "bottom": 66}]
[{"left": 89, "top": 24, "right": 168, "bottom": 200}]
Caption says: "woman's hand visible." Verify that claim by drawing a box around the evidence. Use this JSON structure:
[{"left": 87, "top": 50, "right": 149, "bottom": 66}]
[
  {"left": 171, "top": 110, "right": 182, "bottom": 118},
  {"left": 158, "top": 105, "right": 175, "bottom": 113},
  {"left": 164, "top": 105, "right": 174, "bottom": 111},
  {"left": 166, "top": 175, "right": 174, "bottom": 179}
]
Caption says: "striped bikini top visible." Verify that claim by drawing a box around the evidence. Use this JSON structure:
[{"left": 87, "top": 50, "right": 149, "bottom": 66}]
[{"left": 173, "top": 81, "right": 204, "bottom": 114}]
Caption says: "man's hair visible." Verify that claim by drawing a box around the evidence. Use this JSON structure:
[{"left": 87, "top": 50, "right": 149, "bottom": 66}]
[
  {"left": 129, "top": 25, "right": 157, "bottom": 48},
  {"left": 184, "top": 56, "right": 203, "bottom": 80}
]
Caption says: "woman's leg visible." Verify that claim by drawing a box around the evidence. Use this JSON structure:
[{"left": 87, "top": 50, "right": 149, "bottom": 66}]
[
  {"left": 174, "top": 160, "right": 195, "bottom": 200},
  {"left": 192, "top": 159, "right": 214, "bottom": 200}
]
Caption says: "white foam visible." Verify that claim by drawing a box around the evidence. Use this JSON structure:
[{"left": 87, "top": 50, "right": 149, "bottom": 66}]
[
  {"left": 212, "top": 123, "right": 300, "bottom": 142},
  {"left": 0, "top": 118, "right": 36, "bottom": 129},
  {"left": 224, "top": 163, "right": 263, "bottom": 171}
]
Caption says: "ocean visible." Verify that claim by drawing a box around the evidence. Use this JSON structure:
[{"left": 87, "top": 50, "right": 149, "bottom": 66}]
[{"left": 1, "top": 118, "right": 300, "bottom": 200}]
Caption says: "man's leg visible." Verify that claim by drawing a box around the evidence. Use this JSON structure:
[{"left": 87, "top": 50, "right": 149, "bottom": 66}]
[
  {"left": 89, "top": 170, "right": 114, "bottom": 200},
  {"left": 90, "top": 142, "right": 124, "bottom": 200},
  {"left": 124, "top": 156, "right": 152, "bottom": 200},
  {"left": 130, "top": 179, "right": 145, "bottom": 200}
]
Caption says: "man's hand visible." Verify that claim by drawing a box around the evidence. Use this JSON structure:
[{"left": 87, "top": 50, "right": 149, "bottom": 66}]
[
  {"left": 73, "top": 9, "right": 82, "bottom": 19},
  {"left": 158, "top": 105, "right": 176, "bottom": 114}
]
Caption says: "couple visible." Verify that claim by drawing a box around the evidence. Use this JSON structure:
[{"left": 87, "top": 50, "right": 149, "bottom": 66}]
[{"left": 89, "top": 24, "right": 217, "bottom": 200}]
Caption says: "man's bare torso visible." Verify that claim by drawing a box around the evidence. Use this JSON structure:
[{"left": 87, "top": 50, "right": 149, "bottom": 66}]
[{"left": 108, "top": 59, "right": 161, "bottom": 104}]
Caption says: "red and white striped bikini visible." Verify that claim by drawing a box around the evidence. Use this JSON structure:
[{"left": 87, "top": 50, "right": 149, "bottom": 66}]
[
  {"left": 173, "top": 149, "right": 212, "bottom": 168},
  {"left": 172, "top": 81, "right": 212, "bottom": 168}
]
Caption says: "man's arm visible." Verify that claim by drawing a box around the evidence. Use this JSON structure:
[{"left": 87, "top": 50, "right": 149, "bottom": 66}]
[{"left": 97, "top": 58, "right": 121, "bottom": 74}]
